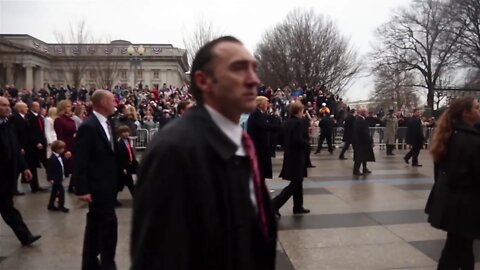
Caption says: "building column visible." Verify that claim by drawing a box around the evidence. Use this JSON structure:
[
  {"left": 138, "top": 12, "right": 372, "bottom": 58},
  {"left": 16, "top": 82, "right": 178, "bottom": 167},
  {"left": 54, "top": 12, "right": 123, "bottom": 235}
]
[
  {"left": 24, "top": 64, "right": 34, "bottom": 91},
  {"left": 35, "top": 66, "right": 45, "bottom": 90},
  {"left": 5, "top": 63, "right": 14, "bottom": 85},
  {"left": 143, "top": 69, "right": 151, "bottom": 88}
]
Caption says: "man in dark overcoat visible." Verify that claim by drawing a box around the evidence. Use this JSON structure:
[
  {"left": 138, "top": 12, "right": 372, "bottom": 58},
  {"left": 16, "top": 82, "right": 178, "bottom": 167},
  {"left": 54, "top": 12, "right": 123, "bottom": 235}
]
[
  {"left": 404, "top": 109, "right": 425, "bottom": 167},
  {"left": 0, "top": 96, "right": 41, "bottom": 246},
  {"left": 353, "top": 108, "right": 375, "bottom": 176},
  {"left": 247, "top": 96, "right": 281, "bottom": 180},
  {"left": 339, "top": 109, "right": 356, "bottom": 159},
  {"left": 131, "top": 36, "right": 278, "bottom": 270}
]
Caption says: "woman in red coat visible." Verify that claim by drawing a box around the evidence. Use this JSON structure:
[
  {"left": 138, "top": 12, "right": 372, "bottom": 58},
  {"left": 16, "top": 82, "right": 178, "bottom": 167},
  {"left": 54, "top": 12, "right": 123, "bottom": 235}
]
[{"left": 54, "top": 100, "right": 76, "bottom": 193}]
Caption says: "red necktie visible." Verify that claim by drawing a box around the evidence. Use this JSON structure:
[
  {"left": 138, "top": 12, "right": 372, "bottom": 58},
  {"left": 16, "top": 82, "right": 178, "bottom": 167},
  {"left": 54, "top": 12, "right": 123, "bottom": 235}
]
[
  {"left": 126, "top": 140, "right": 133, "bottom": 163},
  {"left": 241, "top": 132, "right": 269, "bottom": 240},
  {"left": 37, "top": 115, "right": 44, "bottom": 132}
]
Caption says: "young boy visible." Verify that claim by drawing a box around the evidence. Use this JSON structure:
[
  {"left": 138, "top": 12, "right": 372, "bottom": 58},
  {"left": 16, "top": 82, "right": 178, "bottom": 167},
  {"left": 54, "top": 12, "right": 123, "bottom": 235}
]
[
  {"left": 116, "top": 125, "right": 138, "bottom": 200},
  {"left": 46, "top": 140, "right": 69, "bottom": 212}
]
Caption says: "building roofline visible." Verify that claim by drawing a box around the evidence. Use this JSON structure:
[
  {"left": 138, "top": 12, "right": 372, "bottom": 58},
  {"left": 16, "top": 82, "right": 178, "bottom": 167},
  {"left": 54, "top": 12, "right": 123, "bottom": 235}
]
[{"left": 0, "top": 34, "right": 174, "bottom": 48}]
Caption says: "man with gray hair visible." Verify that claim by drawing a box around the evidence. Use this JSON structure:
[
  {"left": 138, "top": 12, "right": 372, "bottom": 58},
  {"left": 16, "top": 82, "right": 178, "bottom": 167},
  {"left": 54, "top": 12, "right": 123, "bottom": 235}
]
[
  {"left": 353, "top": 107, "right": 375, "bottom": 176},
  {"left": 74, "top": 89, "right": 118, "bottom": 270}
]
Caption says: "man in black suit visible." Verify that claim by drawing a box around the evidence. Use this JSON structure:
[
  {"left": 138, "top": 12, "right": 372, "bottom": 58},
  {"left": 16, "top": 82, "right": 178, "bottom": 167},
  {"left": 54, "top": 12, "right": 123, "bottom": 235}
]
[
  {"left": 404, "top": 109, "right": 425, "bottom": 167},
  {"left": 25, "top": 101, "right": 48, "bottom": 193},
  {"left": 353, "top": 108, "right": 375, "bottom": 176},
  {"left": 339, "top": 109, "right": 356, "bottom": 160},
  {"left": 0, "top": 96, "right": 41, "bottom": 246},
  {"left": 315, "top": 113, "right": 335, "bottom": 154},
  {"left": 74, "top": 90, "right": 118, "bottom": 270},
  {"left": 247, "top": 96, "right": 280, "bottom": 181},
  {"left": 10, "top": 102, "right": 30, "bottom": 195},
  {"left": 131, "top": 36, "right": 278, "bottom": 270}
]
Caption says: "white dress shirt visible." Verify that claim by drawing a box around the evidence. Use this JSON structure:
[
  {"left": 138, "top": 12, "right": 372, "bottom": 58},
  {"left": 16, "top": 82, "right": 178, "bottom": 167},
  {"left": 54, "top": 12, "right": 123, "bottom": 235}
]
[
  {"left": 204, "top": 105, "right": 257, "bottom": 209},
  {"left": 93, "top": 111, "right": 111, "bottom": 142}
]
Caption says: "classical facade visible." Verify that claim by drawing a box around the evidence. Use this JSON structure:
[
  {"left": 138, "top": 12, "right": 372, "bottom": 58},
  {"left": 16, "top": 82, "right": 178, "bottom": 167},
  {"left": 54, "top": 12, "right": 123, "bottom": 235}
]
[{"left": 0, "top": 34, "right": 189, "bottom": 90}]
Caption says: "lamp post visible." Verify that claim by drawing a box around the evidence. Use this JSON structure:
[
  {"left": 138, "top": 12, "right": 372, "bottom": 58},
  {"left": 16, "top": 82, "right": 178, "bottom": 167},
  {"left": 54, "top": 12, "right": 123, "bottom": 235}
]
[{"left": 127, "top": 45, "right": 145, "bottom": 89}]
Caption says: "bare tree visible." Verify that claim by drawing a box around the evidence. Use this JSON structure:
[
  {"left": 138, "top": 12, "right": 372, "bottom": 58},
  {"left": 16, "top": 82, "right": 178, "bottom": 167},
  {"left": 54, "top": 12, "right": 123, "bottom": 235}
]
[
  {"left": 182, "top": 16, "right": 223, "bottom": 66},
  {"left": 255, "top": 9, "right": 361, "bottom": 96},
  {"left": 54, "top": 20, "right": 93, "bottom": 88},
  {"left": 371, "top": 63, "right": 419, "bottom": 111},
  {"left": 450, "top": 0, "right": 480, "bottom": 69},
  {"left": 373, "top": 0, "right": 464, "bottom": 110}
]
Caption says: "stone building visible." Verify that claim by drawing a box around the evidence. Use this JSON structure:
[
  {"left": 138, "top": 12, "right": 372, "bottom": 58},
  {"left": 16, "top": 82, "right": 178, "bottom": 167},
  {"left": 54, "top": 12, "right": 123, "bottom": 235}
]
[{"left": 0, "top": 34, "right": 189, "bottom": 90}]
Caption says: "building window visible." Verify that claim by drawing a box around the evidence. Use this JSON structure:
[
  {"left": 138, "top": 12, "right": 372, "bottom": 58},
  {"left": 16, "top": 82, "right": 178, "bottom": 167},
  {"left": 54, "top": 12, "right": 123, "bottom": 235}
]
[
  {"left": 121, "top": 70, "right": 127, "bottom": 79},
  {"left": 153, "top": 70, "right": 159, "bottom": 79},
  {"left": 137, "top": 70, "right": 143, "bottom": 80}
]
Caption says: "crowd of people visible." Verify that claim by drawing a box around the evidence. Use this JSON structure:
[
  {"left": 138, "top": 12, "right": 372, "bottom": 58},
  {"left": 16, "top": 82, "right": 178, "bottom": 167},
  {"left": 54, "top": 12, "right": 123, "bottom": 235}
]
[{"left": 0, "top": 35, "right": 477, "bottom": 270}]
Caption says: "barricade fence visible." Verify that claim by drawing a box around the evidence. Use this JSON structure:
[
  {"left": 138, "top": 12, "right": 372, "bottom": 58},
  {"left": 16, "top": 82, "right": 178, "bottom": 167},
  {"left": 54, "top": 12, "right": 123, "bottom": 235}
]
[
  {"left": 133, "top": 127, "right": 436, "bottom": 151},
  {"left": 309, "top": 127, "right": 435, "bottom": 149}
]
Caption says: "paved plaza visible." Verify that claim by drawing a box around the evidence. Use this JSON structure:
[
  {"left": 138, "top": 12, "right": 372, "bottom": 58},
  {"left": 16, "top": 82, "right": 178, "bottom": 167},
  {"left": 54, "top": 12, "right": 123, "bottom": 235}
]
[{"left": 0, "top": 147, "right": 478, "bottom": 269}]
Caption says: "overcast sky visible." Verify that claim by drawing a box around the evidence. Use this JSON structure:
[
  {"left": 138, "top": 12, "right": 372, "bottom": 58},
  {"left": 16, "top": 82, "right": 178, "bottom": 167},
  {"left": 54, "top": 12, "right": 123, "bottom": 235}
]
[{"left": 0, "top": 0, "right": 412, "bottom": 100}]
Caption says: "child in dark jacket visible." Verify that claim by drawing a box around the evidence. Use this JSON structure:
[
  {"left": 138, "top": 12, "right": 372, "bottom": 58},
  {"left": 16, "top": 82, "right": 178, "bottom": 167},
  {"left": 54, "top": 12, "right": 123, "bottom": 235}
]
[{"left": 46, "top": 140, "right": 69, "bottom": 212}]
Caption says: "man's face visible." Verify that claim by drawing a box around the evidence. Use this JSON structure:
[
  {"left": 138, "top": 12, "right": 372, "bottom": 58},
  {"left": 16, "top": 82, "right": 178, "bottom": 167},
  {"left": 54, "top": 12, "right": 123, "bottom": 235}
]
[
  {"left": 415, "top": 111, "right": 421, "bottom": 117},
  {"left": 259, "top": 100, "right": 269, "bottom": 112},
  {"left": 103, "top": 93, "right": 116, "bottom": 115},
  {"left": 0, "top": 98, "right": 11, "bottom": 118},
  {"left": 200, "top": 42, "right": 260, "bottom": 116},
  {"left": 31, "top": 102, "right": 40, "bottom": 113}
]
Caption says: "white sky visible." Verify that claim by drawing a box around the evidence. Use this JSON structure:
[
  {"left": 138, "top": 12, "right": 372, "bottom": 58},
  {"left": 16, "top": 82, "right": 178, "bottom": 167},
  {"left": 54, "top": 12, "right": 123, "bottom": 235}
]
[{"left": 0, "top": 0, "right": 412, "bottom": 100}]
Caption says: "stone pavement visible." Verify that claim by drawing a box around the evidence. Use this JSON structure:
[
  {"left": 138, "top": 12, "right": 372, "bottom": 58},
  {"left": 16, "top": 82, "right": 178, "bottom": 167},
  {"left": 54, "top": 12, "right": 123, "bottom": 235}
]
[{"left": 0, "top": 147, "right": 478, "bottom": 269}]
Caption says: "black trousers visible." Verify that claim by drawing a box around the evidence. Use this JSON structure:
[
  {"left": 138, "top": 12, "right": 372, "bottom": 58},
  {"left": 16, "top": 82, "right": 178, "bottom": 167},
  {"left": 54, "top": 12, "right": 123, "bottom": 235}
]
[
  {"left": 82, "top": 195, "right": 118, "bottom": 270},
  {"left": 405, "top": 144, "right": 422, "bottom": 165},
  {"left": 339, "top": 142, "right": 352, "bottom": 158},
  {"left": 438, "top": 232, "right": 474, "bottom": 270},
  {"left": 48, "top": 183, "right": 65, "bottom": 208},
  {"left": 353, "top": 161, "right": 368, "bottom": 173},
  {"left": 272, "top": 179, "right": 304, "bottom": 211},
  {"left": 316, "top": 133, "right": 333, "bottom": 153},
  {"left": 305, "top": 144, "right": 313, "bottom": 167},
  {"left": 0, "top": 193, "right": 32, "bottom": 244}
]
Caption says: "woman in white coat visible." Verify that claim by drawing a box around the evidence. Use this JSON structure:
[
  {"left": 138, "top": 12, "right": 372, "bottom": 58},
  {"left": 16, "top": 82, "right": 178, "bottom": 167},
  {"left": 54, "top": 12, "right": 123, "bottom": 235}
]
[{"left": 44, "top": 107, "right": 58, "bottom": 157}]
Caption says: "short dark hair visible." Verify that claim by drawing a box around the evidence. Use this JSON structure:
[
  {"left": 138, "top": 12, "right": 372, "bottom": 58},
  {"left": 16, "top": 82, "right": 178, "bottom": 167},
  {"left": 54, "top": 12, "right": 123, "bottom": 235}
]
[
  {"left": 177, "top": 100, "right": 191, "bottom": 114},
  {"left": 116, "top": 125, "right": 131, "bottom": 135},
  {"left": 51, "top": 140, "right": 66, "bottom": 152},
  {"left": 189, "top": 36, "right": 242, "bottom": 104}
]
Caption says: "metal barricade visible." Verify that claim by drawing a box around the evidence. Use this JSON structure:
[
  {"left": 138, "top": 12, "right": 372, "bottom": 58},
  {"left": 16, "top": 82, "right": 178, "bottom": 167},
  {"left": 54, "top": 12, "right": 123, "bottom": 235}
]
[{"left": 133, "top": 129, "right": 149, "bottom": 150}]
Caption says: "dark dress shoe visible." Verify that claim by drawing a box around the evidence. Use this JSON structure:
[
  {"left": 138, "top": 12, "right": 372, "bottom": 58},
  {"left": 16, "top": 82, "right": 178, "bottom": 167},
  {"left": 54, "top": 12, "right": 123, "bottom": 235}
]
[
  {"left": 339, "top": 156, "right": 347, "bottom": 160},
  {"left": 363, "top": 169, "right": 372, "bottom": 174},
  {"left": 293, "top": 208, "right": 310, "bottom": 214},
  {"left": 353, "top": 171, "right": 363, "bottom": 176},
  {"left": 22, "top": 235, "right": 41, "bottom": 246},
  {"left": 403, "top": 157, "right": 409, "bottom": 165},
  {"left": 59, "top": 207, "right": 70, "bottom": 213},
  {"left": 412, "top": 164, "right": 423, "bottom": 167},
  {"left": 14, "top": 191, "right": 25, "bottom": 196},
  {"left": 48, "top": 206, "right": 59, "bottom": 211},
  {"left": 307, "top": 165, "right": 316, "bottom": 168}
]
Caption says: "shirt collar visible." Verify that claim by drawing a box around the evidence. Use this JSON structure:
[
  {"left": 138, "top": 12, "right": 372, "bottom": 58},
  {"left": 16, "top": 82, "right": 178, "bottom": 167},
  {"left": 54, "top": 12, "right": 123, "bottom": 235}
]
[
  {"left": 31, "top": 111, "right": 38, "bottom": 117},
  {"left": 53, "top": 153, "right": 61, "bottom": 158},
  {"left": 93, "top": 110, "right": 108, "bottom": 124},
  {"left": 204, "top": 104, "right": 243, "bottom": 152}
]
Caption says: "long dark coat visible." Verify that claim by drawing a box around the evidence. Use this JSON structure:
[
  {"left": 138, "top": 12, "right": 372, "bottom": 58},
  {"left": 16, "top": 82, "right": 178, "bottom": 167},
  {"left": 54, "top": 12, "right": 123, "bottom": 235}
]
[
  {"left": 131, "top": 106, "right": 277, "bottom": 270},
  {"left": 425, "top": 123, "right": 480, "bottom": 238},
  {"left": 279, "top": 116, "right": 309, "bottom": 181},
  {"left": 0, "top": 121, "right": 27, "bottom": 196},
  {"left": 342, "top": 114, "right": 355, "bottom": 143},
  {"left": 247, "top": 109, "right": 280, "bottom": 179},
  {"left": 353, "top": 116, "right": 375, "bottom": 162},
  {"left": 25, "top": 111, "right": 47, "bottom": 167},
  {"left": 406, "top": 116, "right": 425, "bottom": 146}
]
